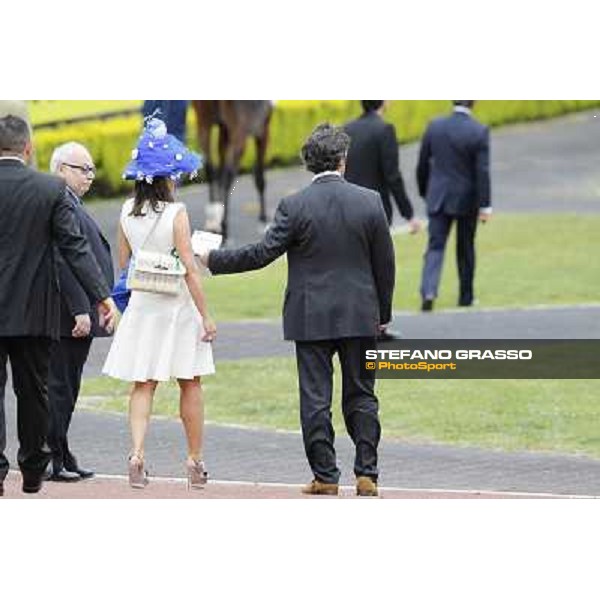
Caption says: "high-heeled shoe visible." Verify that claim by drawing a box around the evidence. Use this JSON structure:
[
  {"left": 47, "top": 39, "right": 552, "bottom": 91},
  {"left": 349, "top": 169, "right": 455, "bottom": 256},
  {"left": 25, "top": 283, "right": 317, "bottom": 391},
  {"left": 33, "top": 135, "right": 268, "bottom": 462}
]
[
  {"left": 186, "top": 459, "right": 208, "bottom": 490},
  {"left": 128, "top": 455, "right": 148, "bottom": 489}
]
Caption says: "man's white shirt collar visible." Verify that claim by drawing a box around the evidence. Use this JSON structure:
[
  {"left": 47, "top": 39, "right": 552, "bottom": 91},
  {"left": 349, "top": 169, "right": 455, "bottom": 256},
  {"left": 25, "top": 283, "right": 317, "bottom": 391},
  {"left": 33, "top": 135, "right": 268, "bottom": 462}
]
[
  {"left": 312, "top": 170, "right": 342, "bottom": 181},
  {"left": 0, "top": 156, "right": 25, "bottom": 164},
  {"left": 454, "top": 106, "right": 472, "bottom": 115}
]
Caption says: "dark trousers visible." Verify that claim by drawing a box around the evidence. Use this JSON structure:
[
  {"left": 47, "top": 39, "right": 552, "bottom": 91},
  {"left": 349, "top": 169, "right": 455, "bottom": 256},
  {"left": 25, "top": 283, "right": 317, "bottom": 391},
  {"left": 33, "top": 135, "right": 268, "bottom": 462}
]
[
  {"left": 47, "top": 337, "right": 92, "bottom": 472},
  {"left": 295, "top": 337, "right": 381, "bottom": 484},
  {"left": 0, "top": 352, "right": 7, "bottom": 482},
  {"left": 0, "top": 337, "right": 52, "bottom": 480},
  {"left": 420, "top": 211, "right": 478, "bottom": 304},
  {"left": 142, "top": 100, "right": 189, "bottom": 143}
]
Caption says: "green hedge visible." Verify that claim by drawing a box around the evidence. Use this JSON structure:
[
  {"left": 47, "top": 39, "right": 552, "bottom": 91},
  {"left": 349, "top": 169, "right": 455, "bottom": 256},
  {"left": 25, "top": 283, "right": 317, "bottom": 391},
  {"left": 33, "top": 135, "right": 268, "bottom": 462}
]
[{"left": 33, "top": 100, "right": 600, "bottom": 198}]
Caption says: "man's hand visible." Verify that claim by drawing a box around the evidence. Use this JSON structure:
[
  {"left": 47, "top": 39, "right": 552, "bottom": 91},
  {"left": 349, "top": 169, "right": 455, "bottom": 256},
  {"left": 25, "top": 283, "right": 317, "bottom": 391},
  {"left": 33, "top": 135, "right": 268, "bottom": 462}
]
[
  {"left": 479, "top": 211, "right": 492, "bottom": 224},
  {"left": 72, "top": 314, "right": 91, "bottom": 338},
  {"left": 98, "top": 298, "right": 118, "bottom": 334},
  {"left": 407, "top": 218, "right": 422, "bottom": 234},
  {"left": 202, "top": 315, "right": 217, "bottom": 342}
]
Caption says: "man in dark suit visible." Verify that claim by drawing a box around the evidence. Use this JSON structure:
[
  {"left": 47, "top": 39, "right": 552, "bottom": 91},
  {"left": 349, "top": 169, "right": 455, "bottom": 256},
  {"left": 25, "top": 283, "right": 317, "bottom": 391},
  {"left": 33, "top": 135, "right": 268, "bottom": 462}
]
[
  {"left": 200, "top": 123, "right": 395, "bottom": 497},
  {"left": 0, "top": 115, "right": 116, "bottom": 495},
  {"left": 345, "top": 101, "right": 420, "bottom": 341},
  {"left": 345, "top": 101, "right": 420, "bottom": 233},
  {"left": 0, "top": 360, "right": 6, "bottom": 497},
  {"left": 416, "top": 101, "right": 491, "bottom": 311},
  {"left": 45, "top": 142, "right": 115, "bottom": 482}
]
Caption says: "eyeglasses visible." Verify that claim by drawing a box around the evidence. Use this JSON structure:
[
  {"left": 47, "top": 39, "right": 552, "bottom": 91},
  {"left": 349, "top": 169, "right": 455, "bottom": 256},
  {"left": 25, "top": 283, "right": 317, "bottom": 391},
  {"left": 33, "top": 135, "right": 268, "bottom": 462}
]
[{"left": 63, "top": 163, "right": 96, "bottom": 177}]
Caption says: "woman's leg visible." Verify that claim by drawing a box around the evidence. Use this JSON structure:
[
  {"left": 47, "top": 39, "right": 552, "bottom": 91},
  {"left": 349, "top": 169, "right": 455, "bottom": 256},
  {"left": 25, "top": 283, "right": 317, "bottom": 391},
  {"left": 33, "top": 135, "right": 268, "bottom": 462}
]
[
  {"left": 129, "top": 380, "right": 157, "bottom": 459},
  {"left": 177, "top": 377, "right": 204, "bottom": 461}
]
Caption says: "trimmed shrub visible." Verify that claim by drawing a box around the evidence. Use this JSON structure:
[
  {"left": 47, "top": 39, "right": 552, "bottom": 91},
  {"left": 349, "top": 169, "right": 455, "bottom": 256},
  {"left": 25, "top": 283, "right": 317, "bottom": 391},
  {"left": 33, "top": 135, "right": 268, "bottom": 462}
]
[{"left": 33, "top": 100, "right": 600, "bottom": 198}]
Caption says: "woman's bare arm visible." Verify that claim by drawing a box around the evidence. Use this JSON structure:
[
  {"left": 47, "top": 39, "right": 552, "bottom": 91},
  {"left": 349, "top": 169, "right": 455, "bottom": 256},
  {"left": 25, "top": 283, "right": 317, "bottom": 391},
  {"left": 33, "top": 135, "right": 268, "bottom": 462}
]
[
  {"left": 173, "top": 206, "right": 216, "bottom": 341},
  {"left": 117, "top": 222, "right": 132, "bottom": 270}
]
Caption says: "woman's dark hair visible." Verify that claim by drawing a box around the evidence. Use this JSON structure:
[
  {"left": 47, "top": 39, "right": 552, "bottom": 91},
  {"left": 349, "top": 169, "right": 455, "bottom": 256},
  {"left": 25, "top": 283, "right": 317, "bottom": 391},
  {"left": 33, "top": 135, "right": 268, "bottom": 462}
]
[
  {"left": 130, "top": 177, "right": 174, "bottom": 216},
  {"left": 301, "top": 123, "right": 350, "bottom": 174},
  {"left": 361, "top": 100, "right": 384, "bottom": 113}
]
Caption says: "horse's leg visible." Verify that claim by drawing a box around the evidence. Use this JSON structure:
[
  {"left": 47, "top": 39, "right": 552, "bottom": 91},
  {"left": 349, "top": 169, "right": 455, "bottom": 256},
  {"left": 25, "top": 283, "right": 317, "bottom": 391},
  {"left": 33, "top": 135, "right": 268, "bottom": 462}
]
[
  {"left": 254, "top": 126, "right": 269, "bottom": 224},
  {"left": 202, "top": 124, "right": 228, "bottom": 234},
  {"left": 220, "top": 133, "right": 246, "bottom": 242},
  {"left": 203, "top": 124, "right": 227, "bottom": 236},
  {"left": 217, "top": 123, "right": 228, "bottom": 207},
  {"left": 192, "top": 101, "right": 215, "bottom": 203},
  {"left": 201, "top": 127, "right": 216, "bottom": 205}
]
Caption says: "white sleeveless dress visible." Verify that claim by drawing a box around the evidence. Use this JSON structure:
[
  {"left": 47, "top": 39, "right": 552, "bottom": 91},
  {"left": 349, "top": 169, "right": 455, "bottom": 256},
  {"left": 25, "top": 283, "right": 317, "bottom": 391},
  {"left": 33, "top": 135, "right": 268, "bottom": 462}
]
[{"left": 103, "top": 199, "right": 215, "bottom": 382}]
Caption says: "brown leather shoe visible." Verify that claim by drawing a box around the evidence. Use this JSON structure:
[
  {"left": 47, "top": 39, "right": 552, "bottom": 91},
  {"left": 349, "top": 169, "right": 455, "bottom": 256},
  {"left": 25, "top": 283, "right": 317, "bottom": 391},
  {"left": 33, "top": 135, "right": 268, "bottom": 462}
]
[
  {"left": 356, "top": 476, "right": 378, "bottom": 497},
  {"left": 301, "top": 480, "right": 339, "bottom": 496}
]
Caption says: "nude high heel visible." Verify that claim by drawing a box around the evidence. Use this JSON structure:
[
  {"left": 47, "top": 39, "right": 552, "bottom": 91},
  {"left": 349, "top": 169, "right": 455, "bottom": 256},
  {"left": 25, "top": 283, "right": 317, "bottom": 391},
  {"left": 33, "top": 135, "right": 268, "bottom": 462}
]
[
  {"left": 128, "top": 455, "right": 148, "bottom": 489},
  {"left": 186, "top": 458, "right": 208, "bottom": 490}
]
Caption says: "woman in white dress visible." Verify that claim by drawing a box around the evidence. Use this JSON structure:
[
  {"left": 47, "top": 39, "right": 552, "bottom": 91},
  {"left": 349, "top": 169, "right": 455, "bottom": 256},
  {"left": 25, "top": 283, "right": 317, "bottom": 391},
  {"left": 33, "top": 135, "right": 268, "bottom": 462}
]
[{"left": 103, "top": 117, "right": 216, "bottom": 489}]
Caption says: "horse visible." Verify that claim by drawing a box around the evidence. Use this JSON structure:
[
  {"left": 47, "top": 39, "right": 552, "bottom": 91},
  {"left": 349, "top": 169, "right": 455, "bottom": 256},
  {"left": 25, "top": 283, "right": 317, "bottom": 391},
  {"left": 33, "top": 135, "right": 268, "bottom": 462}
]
[{"left": 191, "top": 100, "right": 273, "bottom": 241}]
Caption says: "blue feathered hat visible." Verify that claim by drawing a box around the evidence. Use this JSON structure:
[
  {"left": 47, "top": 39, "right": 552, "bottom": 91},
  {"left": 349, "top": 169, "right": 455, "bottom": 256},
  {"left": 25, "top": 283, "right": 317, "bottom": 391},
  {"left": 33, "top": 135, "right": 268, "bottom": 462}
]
[{"left": 123, "top": 116, "right": 202, "bottom": 183}]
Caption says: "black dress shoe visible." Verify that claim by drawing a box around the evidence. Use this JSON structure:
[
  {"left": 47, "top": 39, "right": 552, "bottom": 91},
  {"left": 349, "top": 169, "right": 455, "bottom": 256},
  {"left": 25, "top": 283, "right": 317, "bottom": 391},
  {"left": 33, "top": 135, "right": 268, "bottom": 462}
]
[
  {"left": 421, "top": 298, "right": 434, "bottom": 312},
  {"left": 66, "top": 466, "right": 95, "bottom": 479},
  {"left": 49, "top": 468, "right": 81, "bottom": 483},
  {"left": 0, "top": 481, "right": 4, "bottom": 497},
  {"left": 22, "top": 472, "right": 44, "bottom": 494},
  {"left": 377, "top": 328, "right": 402, "bottom": 342}
]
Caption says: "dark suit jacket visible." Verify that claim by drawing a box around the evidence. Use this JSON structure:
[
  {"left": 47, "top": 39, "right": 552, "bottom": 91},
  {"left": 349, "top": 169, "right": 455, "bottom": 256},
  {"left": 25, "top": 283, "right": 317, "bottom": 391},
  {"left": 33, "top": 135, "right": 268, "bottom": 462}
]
[
  {"left": 416, "top": 111, "right": 491, "bottom": 216},
  {"left": 208, "top": 174, "right": 396, "bottom": 341},
  {"left": 56, "top": 189, "right": 114, "bottom": 338},
  {"left": 344, "top": 112, "right": 414, "bottom": 221},
  {"left": 0, "top": 159, "right": 111, "bottom": 340}
]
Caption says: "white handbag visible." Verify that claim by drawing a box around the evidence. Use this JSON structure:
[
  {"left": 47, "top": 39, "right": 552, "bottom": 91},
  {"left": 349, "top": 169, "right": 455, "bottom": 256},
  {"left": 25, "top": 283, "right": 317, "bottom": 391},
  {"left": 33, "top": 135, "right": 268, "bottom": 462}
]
[{"left": 126, "top": 210, "right": 187, "bottom": 296}]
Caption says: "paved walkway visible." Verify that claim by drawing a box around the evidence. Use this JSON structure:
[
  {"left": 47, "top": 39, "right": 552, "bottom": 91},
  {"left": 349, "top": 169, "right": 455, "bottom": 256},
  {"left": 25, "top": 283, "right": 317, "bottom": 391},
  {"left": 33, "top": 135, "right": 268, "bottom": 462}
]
[
  {"left": 3, "top": 110, "right": 600, "bottom": 499},
  {"left": 1, "top": 471, "right": 583, "bottom": 499}
]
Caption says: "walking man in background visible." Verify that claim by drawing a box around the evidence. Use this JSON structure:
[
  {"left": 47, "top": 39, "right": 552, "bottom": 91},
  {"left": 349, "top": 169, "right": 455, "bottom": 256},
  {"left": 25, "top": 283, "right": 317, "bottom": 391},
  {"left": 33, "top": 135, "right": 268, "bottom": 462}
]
[
  {"left": 46, "top": 142, "right": 114, "bottom": 482},
  {"left": 345, "top": 101, "right": 420, "bottom": 233},
  {"left": 345, "top": 100, "right": 420, "bottom": 340},
  {"left": 201, "top": 123, "right": 395, "bottom": 497},
  {"left": 417, "top": 100, "right": 491, "bottom": 311},
  {"left": 0, "top": 115, "right": 116, "bottom": 495}
]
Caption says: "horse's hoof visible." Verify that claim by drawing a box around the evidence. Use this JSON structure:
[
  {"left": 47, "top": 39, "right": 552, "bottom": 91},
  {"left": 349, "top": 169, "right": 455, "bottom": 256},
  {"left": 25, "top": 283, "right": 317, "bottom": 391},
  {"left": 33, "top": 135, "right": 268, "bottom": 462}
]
[
  {"left": 204, "top": 203, "right": 225, "bottom": 233},
  {"left": 204, "top": 223, "right": 223, "bottom": 234}
]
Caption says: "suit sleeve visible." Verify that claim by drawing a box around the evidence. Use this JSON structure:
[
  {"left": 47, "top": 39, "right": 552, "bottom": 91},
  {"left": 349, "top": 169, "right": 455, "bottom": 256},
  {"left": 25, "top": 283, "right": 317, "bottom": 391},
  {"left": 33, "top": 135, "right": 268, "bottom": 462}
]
[
  {"left": 56, "top": 250, "right": 92, "bottom": 317},
  {"left": 380, "top": 123, "right": 414, "bottom": 220},
  {"left": 476, "top": 127, "right": 491, "bottom": 209},
  {"left": 416, "top": 125, "right": 432, "bottom": 198},
  {"left": 51, "top": 189, "right": 110, "bottom": 303},
  {"left": 209, "top": 198, "right": 293, "bottom": 274},
  {"left": 370, "top": 200, "right": 396, "bottom": 325}
]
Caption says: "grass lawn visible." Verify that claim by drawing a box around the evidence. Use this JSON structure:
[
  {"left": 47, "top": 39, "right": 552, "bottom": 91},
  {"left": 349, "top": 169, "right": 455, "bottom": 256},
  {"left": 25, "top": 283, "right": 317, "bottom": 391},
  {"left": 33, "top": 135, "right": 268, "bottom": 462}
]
[
  {"left": 202, "top": 213, "right": 600, "bottom": 321},
  {"left": 29, "top": 100, "right": 140, "bottom": 125},
  {"left": 80, "top": 356, "right": 600, "bottom": 458}
]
